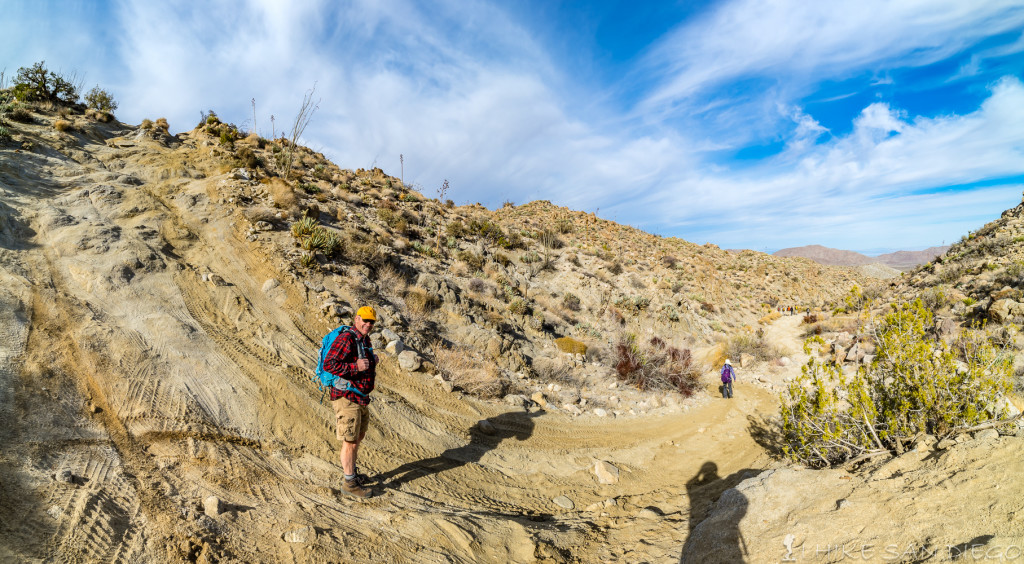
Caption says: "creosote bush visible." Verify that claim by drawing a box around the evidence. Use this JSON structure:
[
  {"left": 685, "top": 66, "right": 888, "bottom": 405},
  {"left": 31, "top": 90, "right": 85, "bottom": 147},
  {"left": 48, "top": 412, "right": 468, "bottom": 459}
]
[{"left": 780, "top": 299, "right": 1014, "bottom": 468}]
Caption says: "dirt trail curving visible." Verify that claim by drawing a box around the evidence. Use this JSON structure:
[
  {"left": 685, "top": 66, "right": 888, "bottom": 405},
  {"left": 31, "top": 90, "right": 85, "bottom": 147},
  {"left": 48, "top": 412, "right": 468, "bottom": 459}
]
[{"left": 0, "top": 123, "right": 805, "bottom": 562}]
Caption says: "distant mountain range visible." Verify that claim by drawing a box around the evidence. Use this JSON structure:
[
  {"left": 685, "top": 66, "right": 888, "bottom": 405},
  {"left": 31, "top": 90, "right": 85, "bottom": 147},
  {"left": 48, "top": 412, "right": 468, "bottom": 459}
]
[{"left": 773, "top": 244, "right": 950, "bottom": 271}]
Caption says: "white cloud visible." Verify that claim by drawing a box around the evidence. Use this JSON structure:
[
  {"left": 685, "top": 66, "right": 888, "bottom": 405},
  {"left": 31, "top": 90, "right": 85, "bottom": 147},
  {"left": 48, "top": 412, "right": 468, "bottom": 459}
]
[
  {"left": 618, "top": 78, "right": 1024, "bottom": 250},
  {"left": 640, "top": 0, "right": 1024, "bottom": 114}
]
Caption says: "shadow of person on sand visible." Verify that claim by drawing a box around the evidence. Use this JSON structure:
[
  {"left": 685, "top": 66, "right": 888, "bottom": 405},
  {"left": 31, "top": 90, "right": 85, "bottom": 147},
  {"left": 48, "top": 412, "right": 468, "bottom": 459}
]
[
  {"left": 680, "top": 461, "right": 759, "bottom": 564},
  {"left": 376, "top": 409, "right": 539, "bottom": 489}
]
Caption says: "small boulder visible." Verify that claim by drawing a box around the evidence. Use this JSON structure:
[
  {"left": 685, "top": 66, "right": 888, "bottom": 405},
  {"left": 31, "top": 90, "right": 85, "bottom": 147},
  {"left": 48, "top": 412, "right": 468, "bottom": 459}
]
[
  {"left": 974, "top": 429, "right": 1000, "bottom": 441},
  {"left": 381, "top": 328, "right": 401, "bottom": 343},
  {"left": 504, "top": 394, "right": 528, "bottom": 408},
  {"left": 203, "top": 496, "right": 221, "bottom": 517},
  {"left": 552, "top": 496, "right": 574, "bottom": 510},
  {"left": 55, "top": 469, "right": 74, "bottom": 483},
  {"left": 531, "top": 391, "right": 548, "bottom": 408},
  {"left": 593, "top": 408, "right": 608, "bottom": 418},
  {"left": 397, "top": 350, "right": 421, "bottom": 372},
  {"left": 262, "top": 279, "right": 280, "bottom": 293},
  {"left": 385, "top": 339, "right": 405, "bottom": 356},
  {"left": 477, "top": 420, "right": 496, "bottom": 436},
  {"left": 594, "top": 461, "right": 619, "bottom": 485}
]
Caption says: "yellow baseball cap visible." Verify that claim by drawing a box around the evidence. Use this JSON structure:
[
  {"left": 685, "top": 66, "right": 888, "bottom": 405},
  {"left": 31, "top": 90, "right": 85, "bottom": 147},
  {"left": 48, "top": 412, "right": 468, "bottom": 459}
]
[{"left": 356, "top": 306, "right": 377, "bottom": 321}]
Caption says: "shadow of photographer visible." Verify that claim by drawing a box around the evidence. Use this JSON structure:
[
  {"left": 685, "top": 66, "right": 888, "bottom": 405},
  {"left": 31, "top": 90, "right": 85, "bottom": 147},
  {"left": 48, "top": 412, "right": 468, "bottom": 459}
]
[
  {"left": 376, "top": 409, "right": 539, "bottom": 489},
  {"left": 680, "top": 461, "right": 759, "bottom": 564}
]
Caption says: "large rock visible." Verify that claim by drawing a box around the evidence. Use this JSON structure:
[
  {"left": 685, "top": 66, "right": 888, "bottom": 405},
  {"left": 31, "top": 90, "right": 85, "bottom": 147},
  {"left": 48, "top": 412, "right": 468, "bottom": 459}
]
[
  {"left": 989, "top": 299, "right": 1024, "bottom": 323},
  {"left": 397, "top": 350, "right": 421, "bottom": 371}
]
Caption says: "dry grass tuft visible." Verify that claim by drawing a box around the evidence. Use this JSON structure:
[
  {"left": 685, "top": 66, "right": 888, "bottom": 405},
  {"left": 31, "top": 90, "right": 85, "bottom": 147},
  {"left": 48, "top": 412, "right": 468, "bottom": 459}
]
[
  {"left": 405, "top": 287, "right": 440, "bottom": 317},
  {"left": 376, "top": 264, "right": 408, "bottom": 300},
  {"left": 431, "top": 341, "right": 508, "bottom": 398},
  {"left": 53, "top": 119, "right": 72, "bottom": 132},
  {"left": 268, "top": 178, "right": 297, "bottom": 209}
]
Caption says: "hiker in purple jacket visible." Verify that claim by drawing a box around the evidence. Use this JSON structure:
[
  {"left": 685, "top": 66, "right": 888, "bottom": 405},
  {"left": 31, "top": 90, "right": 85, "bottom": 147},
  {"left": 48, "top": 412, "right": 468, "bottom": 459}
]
[{"left": 721, "top": 359, "right": 736, "bottom": 399}]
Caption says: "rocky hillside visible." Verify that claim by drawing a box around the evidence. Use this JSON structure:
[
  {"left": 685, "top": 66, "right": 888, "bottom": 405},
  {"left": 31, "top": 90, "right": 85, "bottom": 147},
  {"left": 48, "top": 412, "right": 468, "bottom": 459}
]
[
  {"left": 775, "top": 244, "right": 948, "bottom": 271},
  {"left": 3, "top": 98, "right": 1019, "bottom": 564}
]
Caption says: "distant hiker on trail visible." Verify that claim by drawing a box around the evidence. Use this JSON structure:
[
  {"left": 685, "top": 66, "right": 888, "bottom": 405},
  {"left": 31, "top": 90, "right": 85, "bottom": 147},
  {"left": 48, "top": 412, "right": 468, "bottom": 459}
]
[
  {"left": 323, "top": 306, "right": 379, "bottom": 498},
  {"left": 721, "top": 359, "right": 736, "bottom": 399}
]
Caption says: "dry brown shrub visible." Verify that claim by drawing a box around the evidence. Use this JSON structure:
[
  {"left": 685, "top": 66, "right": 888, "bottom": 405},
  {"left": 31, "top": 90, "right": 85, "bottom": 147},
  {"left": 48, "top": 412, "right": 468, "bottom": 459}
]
[
  {"left": 53, "top": 119, "right": 72, "bottom": 132},
  {"left": 405, "top": 287, "right": 439, "bottom": 316},
  {"left": 268, "top": 178, "right": 297, "bottom": 209},
  {"left": 432, "top": 341, "right": 508, "bottom": 398},
  {"left": 140, "top": 118, "right": 153, "bottom": 130},
  {"left": 154, "top": 117, "right": 169, "bottom": 131},
  {"left": 376, "top": 264, "right": 407, "bottom": 299}
]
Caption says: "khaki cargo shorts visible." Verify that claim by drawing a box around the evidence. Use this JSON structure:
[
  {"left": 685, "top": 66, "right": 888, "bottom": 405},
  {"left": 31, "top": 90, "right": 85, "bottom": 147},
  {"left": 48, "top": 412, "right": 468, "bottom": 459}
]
[{"left": 331, "top": 396, "right": 369, "bottom": 442}]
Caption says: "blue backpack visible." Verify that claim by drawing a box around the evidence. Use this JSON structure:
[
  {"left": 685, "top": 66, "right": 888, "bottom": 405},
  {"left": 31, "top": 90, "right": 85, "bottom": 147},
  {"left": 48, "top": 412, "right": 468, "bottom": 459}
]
[{"left": 314, "top": 326, "right": 370, "bottom": 403}]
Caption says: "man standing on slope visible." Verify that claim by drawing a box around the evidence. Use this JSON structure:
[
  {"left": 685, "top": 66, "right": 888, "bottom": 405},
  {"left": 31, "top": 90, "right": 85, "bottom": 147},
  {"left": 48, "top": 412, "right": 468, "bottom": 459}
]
[
  {"left": 721, "top": 359, "right": 737, "bottom": 399},
  {"left": 324, "top": 306, "right": 379, "bottom": 498}
]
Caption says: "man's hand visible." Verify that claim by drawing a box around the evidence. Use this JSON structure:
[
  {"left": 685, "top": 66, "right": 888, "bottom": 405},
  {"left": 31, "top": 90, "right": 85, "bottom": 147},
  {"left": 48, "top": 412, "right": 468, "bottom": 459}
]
[{"left": 356, "top": 358, "right": 370, "bottom": 372}]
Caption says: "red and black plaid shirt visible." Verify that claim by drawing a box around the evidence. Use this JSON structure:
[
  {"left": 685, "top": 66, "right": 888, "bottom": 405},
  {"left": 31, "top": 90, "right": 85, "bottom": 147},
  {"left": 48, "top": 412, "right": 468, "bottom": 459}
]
[{"left": 324, "top": 329, "right": 377, "bottom": 405}]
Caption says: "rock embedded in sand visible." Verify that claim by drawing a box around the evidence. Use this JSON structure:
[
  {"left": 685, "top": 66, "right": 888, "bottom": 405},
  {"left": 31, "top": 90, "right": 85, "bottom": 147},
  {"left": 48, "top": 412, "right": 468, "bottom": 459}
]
[
  {"left": 282, "top": 526, "right": 314, "bottom": 544},
  {"left": 477, "top": 420, "right": 496, "bottom": 436},
  {"left": 531, "top": 391, "right": 547, "bottom": 408},
  {"left": 204, "top": 496, "right": 221, "bottom": 517},
  {"left": 593, "top": 408, "right": 608, "bottom": 417},
  {"left": 552, "top": 496, "right": 574, "bottom": 510},
  {"left": 594, "top": 461, "right": 619, "bottom": 485}
]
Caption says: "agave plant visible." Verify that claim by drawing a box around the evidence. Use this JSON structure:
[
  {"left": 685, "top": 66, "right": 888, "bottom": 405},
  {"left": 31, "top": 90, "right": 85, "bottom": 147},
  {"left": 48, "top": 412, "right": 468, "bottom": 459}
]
[
  {"left": 291, "top": 216, "right": 319, "bottom": 238},
  {"left": 301, "top": 227, "right": 329, "bottom": 252}
]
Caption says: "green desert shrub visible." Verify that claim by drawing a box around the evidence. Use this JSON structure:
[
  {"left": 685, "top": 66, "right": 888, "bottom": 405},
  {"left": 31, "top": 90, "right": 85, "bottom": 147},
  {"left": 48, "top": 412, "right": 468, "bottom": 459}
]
[
  {"left": 13, "top": 61, "right": 79, "bottom": 104},
  {"left": 780, "top": 299, "right": 1014, "bottom": 468},
  {"left": 84, "top": 86, "right": 117, "bottom": 113}
]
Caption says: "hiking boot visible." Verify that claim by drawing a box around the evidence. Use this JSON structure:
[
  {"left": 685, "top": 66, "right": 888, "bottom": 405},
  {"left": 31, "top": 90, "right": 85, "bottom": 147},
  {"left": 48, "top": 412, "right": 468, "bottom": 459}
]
[
  {"left": 342, "top": 478, "right": 373, "bottom": 498},
  {"left": 352, "top": 473, "right": 372, "bottom": 487}
]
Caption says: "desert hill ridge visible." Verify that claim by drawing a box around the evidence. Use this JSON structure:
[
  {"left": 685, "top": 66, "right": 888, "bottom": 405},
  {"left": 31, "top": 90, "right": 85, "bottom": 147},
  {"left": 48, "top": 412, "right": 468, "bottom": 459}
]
[
  {"left": 774, "top": 243, "right": 950, "bottom": 271},
  {"left": 0, "top": 97, "right": 1021, "bottom": 563}
]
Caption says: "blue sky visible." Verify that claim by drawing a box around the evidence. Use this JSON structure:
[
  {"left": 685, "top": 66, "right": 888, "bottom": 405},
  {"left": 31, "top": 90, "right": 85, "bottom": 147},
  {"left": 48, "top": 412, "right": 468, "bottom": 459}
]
[{"left": 4, "top": 0, "right": 1024, "bottom": 254}]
